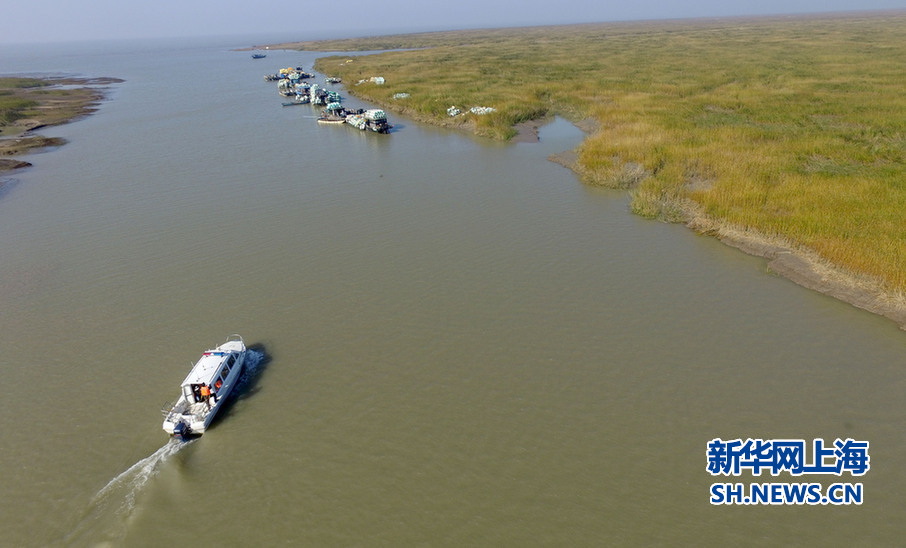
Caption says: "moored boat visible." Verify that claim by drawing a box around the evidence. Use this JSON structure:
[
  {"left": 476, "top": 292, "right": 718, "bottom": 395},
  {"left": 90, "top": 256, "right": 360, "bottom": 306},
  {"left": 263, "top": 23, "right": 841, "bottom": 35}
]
[
  {"left": 345, "top": 113, "right": 367, "bottom": 130},
  {"left": 363, "top": 109, "right": 391, "bottom": 133},
  {"left": 309, "top": 84, "right": 329, "bottom": 105},
  {"left": 318, "top": 102, "right": 348, "bottom": 124},
  {"left": 342, "top": 109, "right": 391, "bottom": 133},
  {"left": 282, "top": 95, "right": 310, "bottom": 106},
  {"left": 162, "top": 335, "right": 247, "bottom": 437},
  {"left": 317, "top": 114, "right": 346, "bottom": 124}
]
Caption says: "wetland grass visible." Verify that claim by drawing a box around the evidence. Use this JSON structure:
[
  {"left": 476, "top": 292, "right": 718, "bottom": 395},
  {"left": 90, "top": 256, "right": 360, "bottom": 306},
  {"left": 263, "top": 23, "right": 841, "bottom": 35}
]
[
  {"left": 0, "top": 77, "right": 120, "bottom": 171},
  {"left": 295, "top": 12, "right": 906, "bottom": 293}
]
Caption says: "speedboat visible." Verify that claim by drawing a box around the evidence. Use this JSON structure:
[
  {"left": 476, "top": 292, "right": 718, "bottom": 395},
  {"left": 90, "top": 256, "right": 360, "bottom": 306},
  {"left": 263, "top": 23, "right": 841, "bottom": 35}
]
[{"left": 162, "top": 335, "right": 247, "bottom": 437}]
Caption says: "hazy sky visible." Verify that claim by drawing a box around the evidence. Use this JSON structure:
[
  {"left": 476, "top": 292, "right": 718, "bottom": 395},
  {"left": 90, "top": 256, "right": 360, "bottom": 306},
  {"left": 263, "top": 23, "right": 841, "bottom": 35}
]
[{"left": 1, "top": 0, "right": 904, "bottom": 44}]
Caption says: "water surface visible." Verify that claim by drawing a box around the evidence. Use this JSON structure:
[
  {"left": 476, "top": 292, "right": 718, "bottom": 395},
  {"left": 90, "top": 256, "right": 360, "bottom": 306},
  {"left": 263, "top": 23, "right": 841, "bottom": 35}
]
[{"left": 0, "top": 38, "right": 904, "bottom": 546}]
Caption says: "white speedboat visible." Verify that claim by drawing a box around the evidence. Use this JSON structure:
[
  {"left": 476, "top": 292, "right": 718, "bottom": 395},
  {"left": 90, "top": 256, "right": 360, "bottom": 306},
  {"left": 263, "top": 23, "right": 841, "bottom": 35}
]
[{"left": 162, "top": 335, "right": 247, "bottom": 437}]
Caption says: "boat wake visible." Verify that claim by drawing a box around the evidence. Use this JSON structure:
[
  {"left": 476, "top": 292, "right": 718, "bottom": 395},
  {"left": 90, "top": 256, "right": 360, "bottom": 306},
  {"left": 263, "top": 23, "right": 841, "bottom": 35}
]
[
  {"left": 91, "top": 438, "right": 191, "bottom": 514},
  {"left": 62, "top": 438, "right": 194, "bottom": 546},
  {"left": 236, "top": 347, "right": 265, "bottom": 391}
]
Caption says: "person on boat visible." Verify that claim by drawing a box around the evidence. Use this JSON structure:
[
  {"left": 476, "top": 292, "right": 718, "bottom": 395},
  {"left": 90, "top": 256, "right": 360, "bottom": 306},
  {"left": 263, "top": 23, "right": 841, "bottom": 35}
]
[{"left": 200, "top": 384, "right": 211, "bottom": 409}]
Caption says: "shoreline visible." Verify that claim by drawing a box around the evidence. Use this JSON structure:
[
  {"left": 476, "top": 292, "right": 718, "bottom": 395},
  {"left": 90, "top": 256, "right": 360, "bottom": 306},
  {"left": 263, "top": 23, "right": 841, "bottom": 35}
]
[
  {"left": 282, "top": 13, "right": 906, "bottom": 331},
  {"left": 0, "top": 76, "right": 122, "bottom": 175},
  {"left": 302, "top": 65, "right": 906, "bottom": 330},
  {"left": 543, "top": 117, "right": 906, "bottom": 329},
  {"left": 697, "top": 218, "right": 906, "bottom": 328}
]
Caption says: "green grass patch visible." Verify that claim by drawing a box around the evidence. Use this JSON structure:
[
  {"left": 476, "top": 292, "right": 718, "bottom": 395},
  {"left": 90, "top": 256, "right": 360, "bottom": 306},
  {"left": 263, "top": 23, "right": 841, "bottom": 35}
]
[
  {"left": 0, "top": 78, "right": 49, "bottom": 89},
  {"left": 0, "top": 97, "right": 39, "bottom": 125}
]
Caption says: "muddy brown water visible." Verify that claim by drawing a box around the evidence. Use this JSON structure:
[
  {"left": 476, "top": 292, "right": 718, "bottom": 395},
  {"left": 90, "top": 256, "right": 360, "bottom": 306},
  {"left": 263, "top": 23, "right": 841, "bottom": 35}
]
[{"left": 0, "top": 38, "right": 904, "bottom": 546}]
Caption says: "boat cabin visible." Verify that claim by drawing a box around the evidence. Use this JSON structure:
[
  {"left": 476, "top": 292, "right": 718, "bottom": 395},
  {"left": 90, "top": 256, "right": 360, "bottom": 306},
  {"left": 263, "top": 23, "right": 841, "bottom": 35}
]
[{"left": 180, "top": 350, "right": 238, "bottom": 403}]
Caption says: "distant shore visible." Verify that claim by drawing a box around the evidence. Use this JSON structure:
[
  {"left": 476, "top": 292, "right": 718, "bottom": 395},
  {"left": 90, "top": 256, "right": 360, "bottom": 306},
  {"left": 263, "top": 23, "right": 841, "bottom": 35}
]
[{"left": 0, "top": 76, "right": 122, "bottom": 175}]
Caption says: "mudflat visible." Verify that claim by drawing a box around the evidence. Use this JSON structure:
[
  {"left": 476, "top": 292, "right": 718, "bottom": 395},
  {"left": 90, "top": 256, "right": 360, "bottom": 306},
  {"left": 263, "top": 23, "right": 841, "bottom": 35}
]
[{"left": 0, "top": 76, "right": 122, "bottom": 173}]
